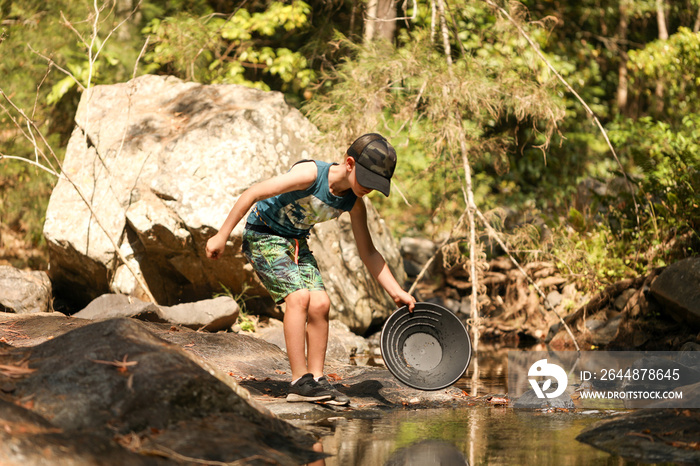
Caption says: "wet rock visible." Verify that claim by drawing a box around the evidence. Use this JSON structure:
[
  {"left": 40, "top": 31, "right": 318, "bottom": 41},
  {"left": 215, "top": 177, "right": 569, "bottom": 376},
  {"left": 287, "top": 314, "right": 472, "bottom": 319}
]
[
  {"left": 0, "top": 317, "right": 322, "bottom": 465},
  {"left": 651, "top": 257, "right": 700, "bottom": 328},
  {"left": 73, "top": 293, "right": 240, "bottom": 331},
  {"left": 576, "top": 410, "right": 700, "bottom": 464},
  {"left": 0, "top": 265, "right": 52, "bottom": 314}
]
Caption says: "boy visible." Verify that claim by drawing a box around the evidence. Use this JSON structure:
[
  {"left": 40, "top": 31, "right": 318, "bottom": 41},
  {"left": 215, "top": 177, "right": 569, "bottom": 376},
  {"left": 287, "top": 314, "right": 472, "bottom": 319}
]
[{"left": 206, "top": 133, "right": 415, "bottom": 405}]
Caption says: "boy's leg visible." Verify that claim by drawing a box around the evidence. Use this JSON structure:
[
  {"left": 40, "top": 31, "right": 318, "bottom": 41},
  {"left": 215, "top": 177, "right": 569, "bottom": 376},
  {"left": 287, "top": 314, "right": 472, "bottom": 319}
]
[
  {"left": 306, "top": 290, "right": 331, "bottom": 378},
  {"left": 283, "top": 289, "right": 311, "bottom": 380}
]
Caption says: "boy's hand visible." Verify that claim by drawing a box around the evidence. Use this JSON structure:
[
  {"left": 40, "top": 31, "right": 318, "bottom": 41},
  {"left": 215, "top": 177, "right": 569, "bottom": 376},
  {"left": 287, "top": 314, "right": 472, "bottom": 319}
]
[
  {"left": 206, "top": 233, "right": 227, "bottom": 260},
  {"left": 393, "top": 291, "right": 416, "bottom": 312}
]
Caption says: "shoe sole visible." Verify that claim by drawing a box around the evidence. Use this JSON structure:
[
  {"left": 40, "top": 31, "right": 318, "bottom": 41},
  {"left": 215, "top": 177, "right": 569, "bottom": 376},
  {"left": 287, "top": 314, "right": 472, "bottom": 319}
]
[{"left": 286, "top": 393, "right": 333, "bottom": 403}]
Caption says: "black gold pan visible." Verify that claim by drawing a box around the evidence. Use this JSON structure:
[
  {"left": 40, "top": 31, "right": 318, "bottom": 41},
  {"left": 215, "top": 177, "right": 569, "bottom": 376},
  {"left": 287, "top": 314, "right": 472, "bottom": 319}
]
[{"left": 380, "top": 302, "right": 472, "bottom": 391}]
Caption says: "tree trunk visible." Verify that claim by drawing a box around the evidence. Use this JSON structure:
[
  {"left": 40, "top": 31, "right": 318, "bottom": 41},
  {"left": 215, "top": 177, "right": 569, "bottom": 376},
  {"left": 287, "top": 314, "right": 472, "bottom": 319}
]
[
  {"left": 436, "top": 0, "right": 452, "bottom": 66},
  {"left": 656, "top": 0, "right": 669, "bottom": 40},
  {"left": 364, "top": 0, "right": 397, "bottom": 42},
  {"left": 616, "top": 0, "right": 630, "bottom": 112},
  {"left": 654, "top": 0, "right": 668, "bottom": 115}
]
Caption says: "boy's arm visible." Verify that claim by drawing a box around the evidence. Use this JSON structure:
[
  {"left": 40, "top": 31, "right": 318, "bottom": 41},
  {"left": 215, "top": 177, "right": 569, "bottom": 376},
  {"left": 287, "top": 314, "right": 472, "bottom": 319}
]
[
  {"left": 349, "top": 199, "right": 416, "bottom": 310},
  {"left": 206, "top": 162, "right": 317, "bottom": 259}
]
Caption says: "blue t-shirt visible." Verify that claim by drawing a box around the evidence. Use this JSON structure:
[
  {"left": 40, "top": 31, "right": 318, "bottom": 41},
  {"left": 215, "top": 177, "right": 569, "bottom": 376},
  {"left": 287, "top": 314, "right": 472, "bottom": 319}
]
[{"left": 247, "top": 160, "right": 358, "bottom": 238}]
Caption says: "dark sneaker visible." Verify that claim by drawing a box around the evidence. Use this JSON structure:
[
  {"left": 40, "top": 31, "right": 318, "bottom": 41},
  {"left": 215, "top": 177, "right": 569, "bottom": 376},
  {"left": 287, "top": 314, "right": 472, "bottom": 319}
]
[
  {"left": 316, "top": 376, "right": 351, "bottom": 406},
  {"left": 286, "top": 373, "right": 333, "bottom": 403}
]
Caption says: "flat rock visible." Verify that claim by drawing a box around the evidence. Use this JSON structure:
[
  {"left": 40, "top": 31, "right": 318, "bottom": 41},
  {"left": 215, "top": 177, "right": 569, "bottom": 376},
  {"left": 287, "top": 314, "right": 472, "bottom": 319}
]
[
  {"left": 158, "top": 296, "right": 240, "bottom": 331},
  {"left": 0, "top": 312, "right": 473, "bottom": 423},
  {"left": 73, "top": 293, "right": 162, "bottom": 321},
  {"left": 0, "top": 316, "right": 322, "bottom": 465},
  {"left": 73, "top": 294, "right": 239, "bottom": 331}
]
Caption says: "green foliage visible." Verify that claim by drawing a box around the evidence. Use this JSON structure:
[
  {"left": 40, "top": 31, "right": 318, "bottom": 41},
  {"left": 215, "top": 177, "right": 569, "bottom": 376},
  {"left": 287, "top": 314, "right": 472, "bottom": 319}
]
[
  {"left": 304, "top": 3, "right": 567, "bottom": 235},
  {"left": 142, "top": 1, "right": 315, "bottom": 93},
  {"left": 545, "top": 111, "right": 700, "bottom": 288},
  {"left": 215, "top": 283, "right": 257, "bottom": 332},
  {"left": 1, "top": 0, "right": 699, "bottom": 294},
  {"left": 628, "top": 27, "right": 700, "bottom": 120},
  {"left": 1, "top": 1, "right": 145, "bottom": 247},
  {"left": 608, "top": 114, "right": 700, "bottom": 243}
]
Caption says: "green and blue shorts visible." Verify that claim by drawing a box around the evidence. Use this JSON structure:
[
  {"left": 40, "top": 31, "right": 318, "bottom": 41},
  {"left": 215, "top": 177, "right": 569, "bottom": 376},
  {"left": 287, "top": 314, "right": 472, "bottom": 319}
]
[{"left": 242, "top": 228, "right": 325, "bottom": 304}]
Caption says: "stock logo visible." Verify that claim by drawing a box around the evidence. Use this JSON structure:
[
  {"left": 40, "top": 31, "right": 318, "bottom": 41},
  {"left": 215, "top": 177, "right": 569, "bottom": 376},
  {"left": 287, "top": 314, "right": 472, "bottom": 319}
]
[{"left": 528, "top": 359, "right": 568, "bottom": 399}]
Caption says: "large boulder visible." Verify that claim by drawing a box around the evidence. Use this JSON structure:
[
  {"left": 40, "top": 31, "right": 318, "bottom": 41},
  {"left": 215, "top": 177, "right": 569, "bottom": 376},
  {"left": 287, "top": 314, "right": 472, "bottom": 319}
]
[
  {"left": 43, "top": 75, "right": 404, "bottom": 333},
  {"left": 651, "top": 257, "right": 700, "bottom": 328},
  {"left": 0, "top": 317, "right": 322, "bottom": 465},
  {"left": 0, "top": 265, "right": 52, "bottom": 314}
]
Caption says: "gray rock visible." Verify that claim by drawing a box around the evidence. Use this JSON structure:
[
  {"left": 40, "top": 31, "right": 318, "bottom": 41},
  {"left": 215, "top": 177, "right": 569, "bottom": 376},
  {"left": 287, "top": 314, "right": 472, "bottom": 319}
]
[
  {"left": 651, "top": 257, "right": 700, "bottom": 327},
  {"left": 159, "top": 296, "right": 240, "bottom": 332},
  {"left": 590, "top": 312, "right": 624, "bottom": 346},
  {"left": 546, "top": 290, "right": 563, "bottom": 309},
  {"left": 0, "top": 265, "right": 52, "bottom": 314},
  {"left": 73, "top": 293, "right": 162, "bottom": 321},
  {"left": 43, "top": 75, "right": 404, "bottom": 333},
  {"left": 385, "top": 440, "right": 469, "bottom": 466},
  {"left": 74, "top": 293, "right": 240, "bottom": 332},
  {"left": 399, "top": 237, "right": 436, "bottom": 278}
]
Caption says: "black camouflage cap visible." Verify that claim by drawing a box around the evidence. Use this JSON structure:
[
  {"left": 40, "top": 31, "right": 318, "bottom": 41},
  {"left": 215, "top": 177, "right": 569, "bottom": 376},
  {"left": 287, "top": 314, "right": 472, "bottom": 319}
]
[{"left": 347, "top": 133, "right": 397, "bottom": 197}]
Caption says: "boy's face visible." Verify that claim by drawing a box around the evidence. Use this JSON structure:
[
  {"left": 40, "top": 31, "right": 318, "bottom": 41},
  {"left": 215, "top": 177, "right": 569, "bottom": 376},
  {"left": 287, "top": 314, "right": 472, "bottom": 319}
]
[{"left": 346, "top": 157, "right": 373, "bottom": 197}]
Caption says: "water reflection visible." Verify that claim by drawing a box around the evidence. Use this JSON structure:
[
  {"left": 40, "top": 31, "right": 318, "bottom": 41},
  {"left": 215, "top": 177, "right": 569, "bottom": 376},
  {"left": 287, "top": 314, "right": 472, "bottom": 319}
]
[
  {"left": 316, "top": 406, "right": 648, "bottom": 465},
  {"left": 385, "top": 440, "right": 468, "bottom": 465},
  {"left": 318, "top": 348, "right": 651, "bottom": 466}
]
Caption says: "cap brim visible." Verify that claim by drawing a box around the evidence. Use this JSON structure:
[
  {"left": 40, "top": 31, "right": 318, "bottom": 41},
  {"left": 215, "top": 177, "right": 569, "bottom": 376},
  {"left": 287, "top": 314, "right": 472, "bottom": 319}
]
[{"left": 356, "top": 163, "right": 391, "bottom": 197}]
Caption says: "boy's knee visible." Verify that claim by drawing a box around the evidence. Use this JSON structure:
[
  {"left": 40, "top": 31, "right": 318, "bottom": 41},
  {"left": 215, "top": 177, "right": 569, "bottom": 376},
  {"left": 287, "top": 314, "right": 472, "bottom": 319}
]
[
  {"left": 308, "top": 293, "right": 330, "bottom": 318},
  {"left": 285, "top": 289, "right": 311, "bottom": 310}
]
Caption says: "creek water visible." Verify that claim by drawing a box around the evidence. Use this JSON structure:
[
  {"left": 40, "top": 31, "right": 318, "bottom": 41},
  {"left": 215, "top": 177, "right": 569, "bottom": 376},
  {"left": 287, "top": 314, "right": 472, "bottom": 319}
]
[{"left": 306, "top": 348, "right": 674, "bottom": 466}]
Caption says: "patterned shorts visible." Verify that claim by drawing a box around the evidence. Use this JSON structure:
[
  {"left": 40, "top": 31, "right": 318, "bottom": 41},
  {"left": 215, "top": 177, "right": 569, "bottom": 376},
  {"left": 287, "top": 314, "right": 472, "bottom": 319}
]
[{"left": 242, "top": 229, "right": 325, "bottom": 304}]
